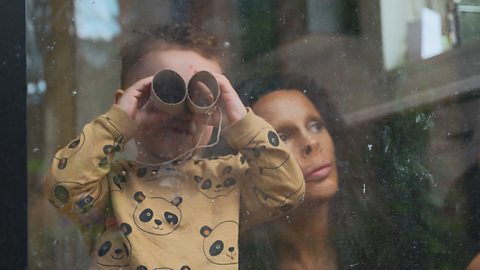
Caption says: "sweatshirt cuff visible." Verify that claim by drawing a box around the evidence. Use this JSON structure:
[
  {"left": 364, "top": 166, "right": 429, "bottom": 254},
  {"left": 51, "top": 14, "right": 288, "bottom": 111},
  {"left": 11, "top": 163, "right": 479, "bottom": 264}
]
[
  {"left": 103, "top": 105, "right": 137, "bottom": 141},
  {"left": 223, "top": 108, "right": 266, "bottom": 149}
]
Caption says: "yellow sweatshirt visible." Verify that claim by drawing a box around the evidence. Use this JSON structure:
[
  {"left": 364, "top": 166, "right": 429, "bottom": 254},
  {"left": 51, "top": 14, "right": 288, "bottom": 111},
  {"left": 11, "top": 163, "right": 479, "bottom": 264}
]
[{"left": 44, "top": 105, "right": 304, "bottom": 270}]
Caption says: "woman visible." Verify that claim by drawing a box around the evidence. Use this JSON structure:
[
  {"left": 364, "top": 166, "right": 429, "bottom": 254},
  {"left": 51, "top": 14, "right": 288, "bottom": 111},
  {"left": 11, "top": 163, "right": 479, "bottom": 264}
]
[{"left": 237, "top": 73, "right": 387, "bottom": 270}]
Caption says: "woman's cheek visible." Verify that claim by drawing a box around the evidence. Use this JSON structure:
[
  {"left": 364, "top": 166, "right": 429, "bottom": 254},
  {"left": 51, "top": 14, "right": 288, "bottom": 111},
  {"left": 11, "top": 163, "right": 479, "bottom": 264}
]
[{"left": 281, "top": 139, "right": 307, "bottom": 176}]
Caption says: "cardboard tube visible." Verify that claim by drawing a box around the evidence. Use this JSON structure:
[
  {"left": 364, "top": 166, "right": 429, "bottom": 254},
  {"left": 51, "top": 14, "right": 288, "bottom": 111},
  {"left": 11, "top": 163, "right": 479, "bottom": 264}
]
[
  {"left": 149, "top": 70, "right": 187, "bottom": 115},
  {"left": 187, "top": 71, "right": 220, "bottom": 114}
]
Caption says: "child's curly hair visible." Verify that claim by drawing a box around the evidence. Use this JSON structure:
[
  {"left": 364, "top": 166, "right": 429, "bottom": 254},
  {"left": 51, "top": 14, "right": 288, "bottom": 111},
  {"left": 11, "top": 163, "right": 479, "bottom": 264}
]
[{"left": 120, "top": 23, "right": 223, "bottom": 88}]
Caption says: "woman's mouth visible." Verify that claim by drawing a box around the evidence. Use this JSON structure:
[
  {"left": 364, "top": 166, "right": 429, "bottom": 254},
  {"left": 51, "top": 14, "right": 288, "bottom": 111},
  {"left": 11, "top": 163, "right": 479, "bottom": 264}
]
[{"left": 305, "top": 164, "right": 332, "bottom": 182}]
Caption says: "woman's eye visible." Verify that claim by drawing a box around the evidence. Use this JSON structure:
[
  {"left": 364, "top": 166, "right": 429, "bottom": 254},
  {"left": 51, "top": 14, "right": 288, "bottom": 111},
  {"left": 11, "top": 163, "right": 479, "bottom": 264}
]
[
  {"left": 309, "top": 121, "right": 324, "bottom": 132},
  {"left": 278, "top": 133, "right": 288, "bottom": 141}
]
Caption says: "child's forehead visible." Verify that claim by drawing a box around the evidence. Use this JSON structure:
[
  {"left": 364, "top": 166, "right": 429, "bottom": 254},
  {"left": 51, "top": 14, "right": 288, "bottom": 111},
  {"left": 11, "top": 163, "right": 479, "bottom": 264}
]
[{"left": 130, "top": 49, "right": 222, "bottom": 85}]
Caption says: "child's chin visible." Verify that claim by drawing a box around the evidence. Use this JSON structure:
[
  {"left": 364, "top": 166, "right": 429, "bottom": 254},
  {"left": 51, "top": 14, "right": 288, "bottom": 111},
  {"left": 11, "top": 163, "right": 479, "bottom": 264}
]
[{"left": 158, "top": 145, "right": 198, "bottom": 160}]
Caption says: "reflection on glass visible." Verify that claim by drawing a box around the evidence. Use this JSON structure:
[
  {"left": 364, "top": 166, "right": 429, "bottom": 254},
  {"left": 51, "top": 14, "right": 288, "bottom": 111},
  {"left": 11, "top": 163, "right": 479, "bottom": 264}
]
[{"left": 27, "top": 0, "right": 480, "bottom": 269}]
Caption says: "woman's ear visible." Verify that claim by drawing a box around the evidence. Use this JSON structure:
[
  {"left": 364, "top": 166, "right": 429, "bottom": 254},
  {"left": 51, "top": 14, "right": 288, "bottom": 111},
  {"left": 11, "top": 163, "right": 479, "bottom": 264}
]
[{"left": 114, "top": 89, "right": 124, "bottom": 104}]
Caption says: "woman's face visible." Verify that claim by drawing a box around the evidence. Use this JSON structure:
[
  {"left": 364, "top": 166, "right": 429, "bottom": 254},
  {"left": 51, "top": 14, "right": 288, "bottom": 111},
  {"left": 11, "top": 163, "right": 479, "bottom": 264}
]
[{"left": 253, "top": 90, "right": 338, "bottom": 202}]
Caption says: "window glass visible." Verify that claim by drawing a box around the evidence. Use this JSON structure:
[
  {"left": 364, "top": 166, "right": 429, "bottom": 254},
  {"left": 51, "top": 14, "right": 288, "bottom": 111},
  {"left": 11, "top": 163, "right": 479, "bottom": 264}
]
[{"left": 27, "top": 0, "right": 480, "bottom": 269}]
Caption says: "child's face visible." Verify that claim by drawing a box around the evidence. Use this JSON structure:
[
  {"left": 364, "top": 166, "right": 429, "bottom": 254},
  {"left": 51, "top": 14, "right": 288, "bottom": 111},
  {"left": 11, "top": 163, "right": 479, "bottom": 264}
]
[
  {"left": 253, "top": 90, "right": 338, "bottom": 202},
  {"left": 124, "top": 49, "right": 223, "bottom": 162}
]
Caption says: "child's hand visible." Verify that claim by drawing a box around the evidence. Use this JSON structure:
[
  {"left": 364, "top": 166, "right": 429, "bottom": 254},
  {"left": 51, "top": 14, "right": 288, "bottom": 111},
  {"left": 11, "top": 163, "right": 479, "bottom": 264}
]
[
  {"left": 116, "top": 76, "right": 154, "bottom": 118},
  {"left": 116, "top": 76, "right": 171, "bottom": 127},
  {"left": 212, "top": 73, "right": 247, "bottom": 125}
]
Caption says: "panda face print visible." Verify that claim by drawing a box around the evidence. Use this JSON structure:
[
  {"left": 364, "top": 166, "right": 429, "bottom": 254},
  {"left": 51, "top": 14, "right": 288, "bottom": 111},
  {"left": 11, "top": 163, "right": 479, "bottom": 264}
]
[
  {"left": 75, "top": 194, "right": 94, "bottom": 213},
  {"left": 50, "top": 181, "right": 102, "bottom": 212},
  {"left": 253, "top": 181, "right": 304, "bottom": 215},
  {"left": 111, "top": 174, "right": 127, "bottom": 192},
  {"left": 133, "top": 191, "right": 183, "bottom": 236},
  {"left": 276, "top": 181, "right": 305, "bottom": 214},
  {"left": 95, "top": 223, "right": 132, "bottom": 267},
  {"left": 193, "top": 166, "right": 238, "bottom": 199},
  {"left": 98, "top": 134, "right": 124, "bottom": 169},
  {"left": 267, "top": 130, "right": 280, "bottom": 146},
  {"left": 54, "top": 132, "right": 85, "bottom": 170},
  {"left": 136, "top": 266, "right": 191, "bottom": 270},
  {"left": 241, "top": 130, "right": 290, "bottom": 174},
  {"left": 200, "top": 221, "right": 238, "bottom": 265}
]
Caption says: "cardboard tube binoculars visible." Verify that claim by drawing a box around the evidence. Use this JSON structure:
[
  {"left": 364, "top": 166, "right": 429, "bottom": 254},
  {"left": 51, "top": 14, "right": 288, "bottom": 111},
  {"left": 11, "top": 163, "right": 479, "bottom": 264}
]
[{"left": 149, "top": 70, "right": 220, "bottom": 115}]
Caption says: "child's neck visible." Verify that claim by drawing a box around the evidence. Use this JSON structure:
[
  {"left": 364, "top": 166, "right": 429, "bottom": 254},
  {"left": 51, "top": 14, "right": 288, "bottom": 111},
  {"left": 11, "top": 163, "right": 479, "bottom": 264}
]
[{"left": 136, "top": 147, "right": 193, "bottom": 166}]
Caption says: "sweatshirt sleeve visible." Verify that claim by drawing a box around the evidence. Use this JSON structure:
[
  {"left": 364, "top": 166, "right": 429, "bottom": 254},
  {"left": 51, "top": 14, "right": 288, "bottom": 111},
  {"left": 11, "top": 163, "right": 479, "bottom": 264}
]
[
  {"left": 222, "top": 108, "right": 305, "bottom": 232},
  {"left": 44, "top": 105, "right": 136, "bottom": 229}
]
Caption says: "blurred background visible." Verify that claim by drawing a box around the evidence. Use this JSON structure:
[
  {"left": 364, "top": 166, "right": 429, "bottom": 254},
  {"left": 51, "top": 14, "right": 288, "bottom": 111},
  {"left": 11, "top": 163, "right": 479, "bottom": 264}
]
[{"left": 27, "top": 0, "right": 480, "bottom": 269}]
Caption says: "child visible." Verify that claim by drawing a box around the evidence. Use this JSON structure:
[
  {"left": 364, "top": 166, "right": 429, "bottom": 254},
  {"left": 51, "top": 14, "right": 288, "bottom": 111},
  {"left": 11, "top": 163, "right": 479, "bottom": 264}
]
[{"left": 44, "top": 23, "right": 304, "bottom": 270}]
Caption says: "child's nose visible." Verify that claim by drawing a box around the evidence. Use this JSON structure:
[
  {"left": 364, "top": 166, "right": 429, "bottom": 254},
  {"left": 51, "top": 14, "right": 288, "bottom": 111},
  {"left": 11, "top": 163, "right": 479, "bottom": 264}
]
[{"left": 175, "top": 110, "right": 194, "bottom": 121}]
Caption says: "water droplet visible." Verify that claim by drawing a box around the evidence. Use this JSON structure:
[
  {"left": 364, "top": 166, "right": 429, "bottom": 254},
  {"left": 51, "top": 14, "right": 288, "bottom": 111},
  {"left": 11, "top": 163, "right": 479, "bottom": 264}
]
[
  {"left": 37, "top": 80, "right": 47, "bottom": 93},
  {"left": 72, "top": 90, "right": 78, "bottom": 96},
  {"left": 286, "top": 215, "right": 291, "bottom": 223},
  {"left": 27, "top": 83, "right": 36, "bottom": 95},
  {"left": 223, "top": 41, "right": 230, "bottom": 48},
  {"left": 32, "top": 147, "right": 40, "bottom": 153},
  {"left": 367, "top": 144, "right": 372, "bottom": 151}
]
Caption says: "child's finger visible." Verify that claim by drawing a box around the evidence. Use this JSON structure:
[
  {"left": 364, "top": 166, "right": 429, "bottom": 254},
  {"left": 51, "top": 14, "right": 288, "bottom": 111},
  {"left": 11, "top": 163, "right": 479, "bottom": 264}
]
[
  {"left": 211, "top": 73, "right": 246, "bottom": 124},
  {"left": 212, "top": 74, "right": 236, "bottom": 97},
  {"left": 125, "top": 76, "right": 154, "bottom": 99},
  {"left": 118, "top": 76, "right": 154, "bottom": 118}
]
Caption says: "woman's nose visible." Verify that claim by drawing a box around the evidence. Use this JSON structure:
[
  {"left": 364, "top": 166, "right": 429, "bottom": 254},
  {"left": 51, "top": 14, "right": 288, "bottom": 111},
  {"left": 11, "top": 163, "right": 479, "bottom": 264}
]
[{"left": 301, "top": 136, "right": 320, "bottom": 157}]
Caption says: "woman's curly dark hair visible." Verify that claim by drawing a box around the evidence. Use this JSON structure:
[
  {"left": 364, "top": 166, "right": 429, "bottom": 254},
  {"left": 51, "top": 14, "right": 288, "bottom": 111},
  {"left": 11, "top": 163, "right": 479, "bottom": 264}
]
[{"left": 236, "top": 73, "right": 347, "bottom": 148}]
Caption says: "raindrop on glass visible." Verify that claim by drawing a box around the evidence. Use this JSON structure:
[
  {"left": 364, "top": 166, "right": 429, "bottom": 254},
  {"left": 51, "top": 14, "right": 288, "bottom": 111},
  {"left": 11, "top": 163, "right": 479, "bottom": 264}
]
[
  {"left": 37, "top": 80, "right": 47, "bottom": 93},
  {"left": 27, "top": 83, "right": 36, "bottom": 95}
]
